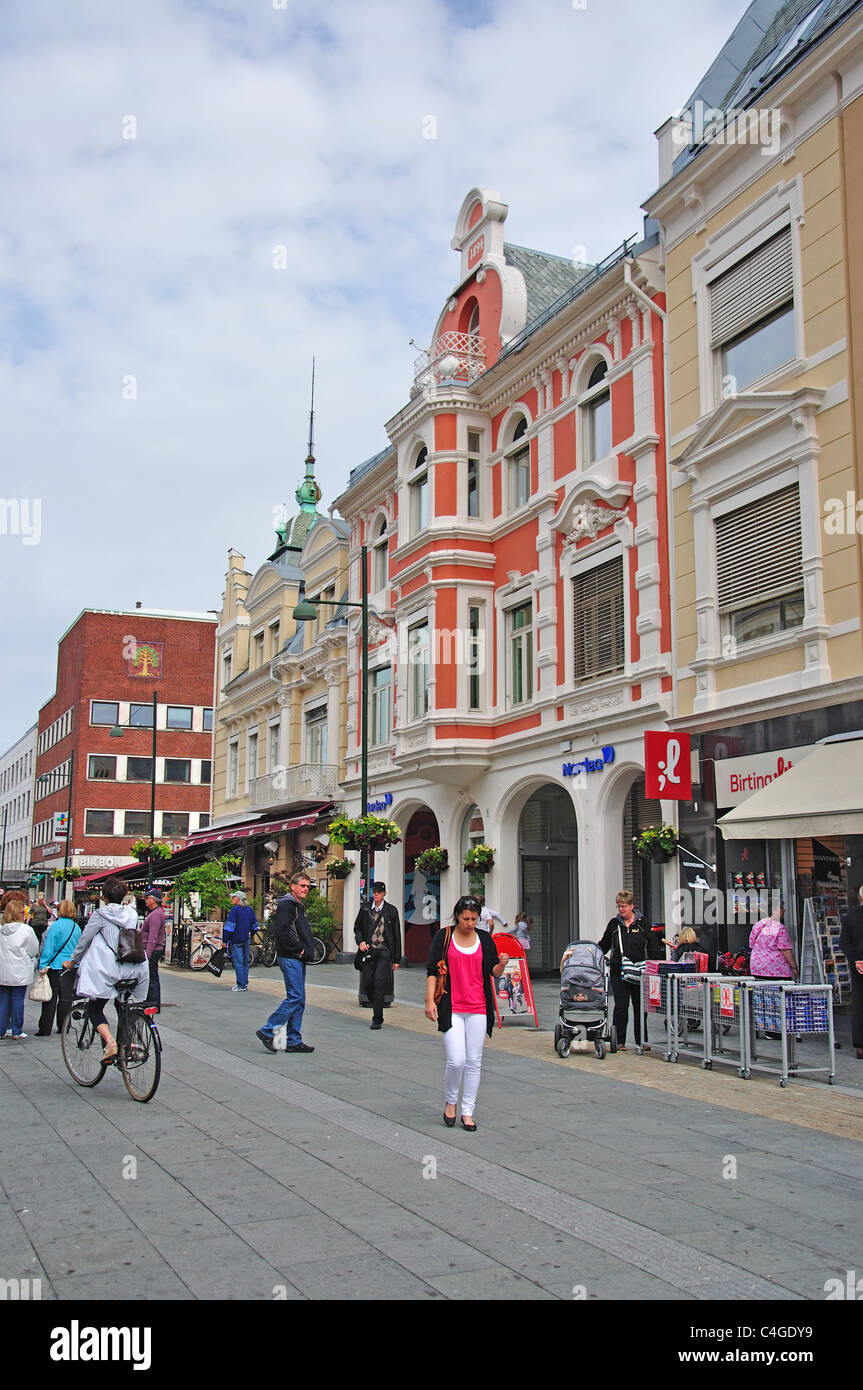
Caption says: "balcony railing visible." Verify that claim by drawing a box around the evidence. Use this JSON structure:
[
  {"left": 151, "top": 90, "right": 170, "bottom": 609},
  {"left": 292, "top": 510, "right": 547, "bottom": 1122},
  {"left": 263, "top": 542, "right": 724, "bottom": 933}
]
[
  {"left": 248, "top": 764, "right": 341, "bottom": 809},
  {"left": 412, "top": 331, "right": 487, "bottom": 391}
]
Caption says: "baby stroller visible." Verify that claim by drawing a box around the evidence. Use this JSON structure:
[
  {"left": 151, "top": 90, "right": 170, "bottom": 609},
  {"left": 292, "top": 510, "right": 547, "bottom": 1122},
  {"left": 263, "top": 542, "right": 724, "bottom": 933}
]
[{"left": 554, "top": 941, "right": 616, "bottom": 1060}]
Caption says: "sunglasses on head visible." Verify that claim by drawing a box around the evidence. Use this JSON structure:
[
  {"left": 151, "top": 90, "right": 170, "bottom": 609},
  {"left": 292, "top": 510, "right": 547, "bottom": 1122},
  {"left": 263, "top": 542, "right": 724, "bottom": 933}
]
[{"left": 461, "top": 898, "right": 481, "bottom": 910}]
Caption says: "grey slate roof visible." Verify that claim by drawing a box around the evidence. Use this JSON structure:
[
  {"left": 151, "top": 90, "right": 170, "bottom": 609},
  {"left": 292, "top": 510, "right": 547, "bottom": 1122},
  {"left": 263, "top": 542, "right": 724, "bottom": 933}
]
[
  {"left": 672, "top": 0, "right": 862, "bottom": 176},
  {"left": 269, "top": 553, "right": 304, "bottom": 582},
  {"left": 347, "top": 444, "right": 395, "bottom": 488},
  {"left": 503, "top": 243, "right": 594, "bottom": 326}
]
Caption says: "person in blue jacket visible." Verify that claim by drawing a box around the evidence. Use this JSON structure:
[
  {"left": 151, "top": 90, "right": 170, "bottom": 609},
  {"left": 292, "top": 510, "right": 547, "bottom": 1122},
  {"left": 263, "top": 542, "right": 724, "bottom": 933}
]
[
  {"left": 36, "top": 900, "right": 81, "bottom": 1036},
  {"left": 224, "top": 890, "right": 257, "bottom": 993}
]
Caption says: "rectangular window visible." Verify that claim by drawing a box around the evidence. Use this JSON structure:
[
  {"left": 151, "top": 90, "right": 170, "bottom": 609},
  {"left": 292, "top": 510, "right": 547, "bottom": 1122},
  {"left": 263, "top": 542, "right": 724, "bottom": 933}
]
[
  {"left": 508, "top": 446, "right": 530, "bottom": 510},
  {"left": 166, "top": 706, "right": 193, "bottom": 730},
  {"left": 91, "top": 701, "right": 119, "bottom": 727},
  {"left": 198, "top": 813, "right": 210, "bottom": 830},
  {"left": 247, "top": 732, "right": 258, "bottom": 784},
  {"left": 165, "top": 758, "right": 191, "bottom": 783},
  {"left": 88, "top": 755, "right": 116, "bottom": 781},
  {"left": 369, "top": 667, "right": 392, "bottom": 748},
  {"left": 715, "top": 484, "right": 803, "bottom": 643},
  {"left": 254, "top": 632, "right": 265, "bottom": 668},
  {"left": 468, "top": 605, "right": 482, "bottom": 711},
  {"left": 573, "top": 557, "right": 625, "bottom": 682},
  {"left": 129, "top": 703, "right": 154, "bottom": 727},
  {"left": 508, "top": 603, "right": 533, "bottom": 705},
  {"left": 162, "top": 812, "right": 189, "bottom": 837},
  {"left": 304, "top": 706, "right": 328, "bottom": 764},
  {"left": 123, "top": 811, "right": 151, "bottom": 838},
  {"left": 268, "top": 723, "right": 280, "bottom": 772},
  {"left": 269, "top": 623, "right": 281, "bottom": 658},
  {"left": 200, "top": 759, "right": 212, "bottom": 784},
  {"left": 222, "top": 650, "right": 233, "bottom": 692},
  {"left": 588, "top": 391, "right": 612, "bottom": 462},
  {"left": 711, "top": 229, "right": 794, "bottom": 390},
  {"left": 203, "top": 707, "right": 213, "bottom": 732},
  {"left": 127, "top": 757, "right": 154, "bottom": 782},
  {"left": 409, "top": 622, "right": 430, "bottom": 718},
  {"left": 467, "top": 430, "right": 481, "bottom": 518},
  {"left": 85, "top": 810, "right": 115, "bottom": 836},
  {"left": 228, "top": 741, "right": 239, "bottom": 798}
]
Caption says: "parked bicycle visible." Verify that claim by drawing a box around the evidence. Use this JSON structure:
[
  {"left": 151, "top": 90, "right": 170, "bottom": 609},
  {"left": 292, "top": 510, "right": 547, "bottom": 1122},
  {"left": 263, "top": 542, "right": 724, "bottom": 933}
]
[
  {"left": 61, "top": 977, "right": 161, "bottom": 1103},
  {"left": 248, "top": 924, "right": 276, "bottom": 968},
  {"left": 189, "top": 930, "right": 227, "bottom": 971},
  {"left": 254, "top": 927, "right": 326, "bottom": 966}
]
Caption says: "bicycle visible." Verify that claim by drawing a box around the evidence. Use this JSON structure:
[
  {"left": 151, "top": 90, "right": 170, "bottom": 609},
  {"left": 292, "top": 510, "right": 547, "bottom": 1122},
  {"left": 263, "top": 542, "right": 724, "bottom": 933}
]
[
  {"left": 189, "top": 930, "right": 226, "bottom": 971},
  {"left": 254, "top": 929, "right": 326, "bottom": 966},
  {"left": 307, "top": 935, "right": 328, "bottom": 965},
  {"left": 61, "top": 978, "right": 162, "bottom": 1103}
]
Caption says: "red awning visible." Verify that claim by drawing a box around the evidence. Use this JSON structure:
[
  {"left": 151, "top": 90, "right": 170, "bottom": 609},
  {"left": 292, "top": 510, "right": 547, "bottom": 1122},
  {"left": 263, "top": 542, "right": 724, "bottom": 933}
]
[
  {"left": 73, "top": 863, "right": 138, "bottom": 891},
  {"left": 185, "top": 809, "right": 327, "bottom": 848}
]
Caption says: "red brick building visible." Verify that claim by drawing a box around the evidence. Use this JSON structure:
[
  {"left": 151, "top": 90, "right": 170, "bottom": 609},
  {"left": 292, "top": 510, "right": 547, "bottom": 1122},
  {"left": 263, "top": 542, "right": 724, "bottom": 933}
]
[{"left": 31, "top": 609, "right": 216, "bottom": 898}]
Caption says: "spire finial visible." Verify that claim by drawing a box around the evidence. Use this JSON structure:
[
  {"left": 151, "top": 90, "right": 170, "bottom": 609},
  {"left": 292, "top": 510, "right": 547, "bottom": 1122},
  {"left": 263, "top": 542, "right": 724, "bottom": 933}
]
[{"left": 307, "top": 356, "right": 315, "bottom": 465}]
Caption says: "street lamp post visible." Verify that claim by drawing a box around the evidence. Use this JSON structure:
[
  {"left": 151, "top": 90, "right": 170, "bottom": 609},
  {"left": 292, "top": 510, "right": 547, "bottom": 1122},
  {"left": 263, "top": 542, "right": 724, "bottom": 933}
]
[{"left": 293, "top": 543, "right": 371, "bottom": 905}]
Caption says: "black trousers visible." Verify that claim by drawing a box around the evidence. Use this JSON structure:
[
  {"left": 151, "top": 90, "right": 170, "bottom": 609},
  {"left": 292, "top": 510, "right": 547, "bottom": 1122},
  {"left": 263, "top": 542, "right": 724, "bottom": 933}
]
[
  {"left": 37, "top": 968, "right": 76, "bottom": 1036},
  {"left": 361, "top": 948, "right": 391, "bottom": 1022},
  {"left": 850, "top": 966, "right": 863, "bottom": 1049},
  {"left": 611, "top": 976, "right": 647, "bottom": 1046},
  {"left": 146, "top": 952, "right": 164, "bottom": 1011}
]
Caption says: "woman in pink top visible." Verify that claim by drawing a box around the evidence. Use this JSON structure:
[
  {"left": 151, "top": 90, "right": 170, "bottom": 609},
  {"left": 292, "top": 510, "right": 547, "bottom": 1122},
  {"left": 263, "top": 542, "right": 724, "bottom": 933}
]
[
  {"left": 749, "top": 907, "right": 798, "bottom": 980},
  {"left": 426, "top": 896, "right": 509, "bottom": 1131}
]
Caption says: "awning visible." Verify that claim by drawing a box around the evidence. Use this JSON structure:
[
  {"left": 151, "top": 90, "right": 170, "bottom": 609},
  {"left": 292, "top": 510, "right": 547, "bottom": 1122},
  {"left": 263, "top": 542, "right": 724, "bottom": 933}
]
[
  {"left": 185, "top": 808, "right": 330, "bottom": 848},
  {"left": 717, "top": 738, "right": 863, "bottom": 840}
]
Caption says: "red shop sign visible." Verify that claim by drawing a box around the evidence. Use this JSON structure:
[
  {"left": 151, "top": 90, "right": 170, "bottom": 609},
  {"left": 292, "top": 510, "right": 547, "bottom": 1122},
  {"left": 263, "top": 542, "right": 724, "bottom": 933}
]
[{"left": 645, "top": 731, "right": 692, "bottom": 801}]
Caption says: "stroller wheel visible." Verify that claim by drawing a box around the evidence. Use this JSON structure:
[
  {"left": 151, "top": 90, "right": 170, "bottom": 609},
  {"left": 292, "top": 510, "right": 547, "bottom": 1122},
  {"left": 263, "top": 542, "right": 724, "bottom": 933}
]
[
  {"left": 556, "top": 1037, "right": 571, "bottom": 1059},
  {"left": 594, "top": 1039, "right": 607, "bottom": 1060},
  {"left": 609, "top": 1025, "right": 618, "bottom": 1054}
]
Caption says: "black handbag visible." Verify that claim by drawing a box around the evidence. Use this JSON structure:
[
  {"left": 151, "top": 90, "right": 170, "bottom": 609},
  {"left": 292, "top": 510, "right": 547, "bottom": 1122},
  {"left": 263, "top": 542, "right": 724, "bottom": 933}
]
[
  {"left": 206, "top": 948, "right": 227, "bottom": 977},
  {"left": 354, "top": 948, "right": 371, "bottom": 972}
]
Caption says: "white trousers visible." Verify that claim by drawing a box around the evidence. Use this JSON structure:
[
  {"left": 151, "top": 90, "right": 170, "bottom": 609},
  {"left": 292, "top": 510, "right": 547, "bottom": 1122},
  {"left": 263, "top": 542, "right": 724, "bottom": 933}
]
[{"left": 443, "top": 1012, "right": 487, "bottom": 1116}]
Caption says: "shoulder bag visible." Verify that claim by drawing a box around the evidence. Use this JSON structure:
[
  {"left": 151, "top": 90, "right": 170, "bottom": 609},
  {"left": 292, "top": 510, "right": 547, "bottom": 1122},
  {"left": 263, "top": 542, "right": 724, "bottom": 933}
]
[
  {"left": 433, "top": 926, "right": 453, "bottom": 1004},
  {"left": 100, "top": 919, "right": 146, "bottom": 966}
]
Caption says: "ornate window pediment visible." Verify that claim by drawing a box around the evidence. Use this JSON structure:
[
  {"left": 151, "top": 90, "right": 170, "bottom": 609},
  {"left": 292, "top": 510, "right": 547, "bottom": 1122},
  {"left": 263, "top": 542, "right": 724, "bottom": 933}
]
[{"left": 551, "top": 474, "right": 631, "bottom": 545}]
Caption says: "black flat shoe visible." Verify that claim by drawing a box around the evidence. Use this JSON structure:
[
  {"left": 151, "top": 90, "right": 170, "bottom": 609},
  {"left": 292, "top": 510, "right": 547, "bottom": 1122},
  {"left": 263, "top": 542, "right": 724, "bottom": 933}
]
[
  {"left": 443, "top": 1109, "right": 456, "bottom": 1127},
  {"left": 460, "top": 1117, "right": 477, "bottom": 1132}
]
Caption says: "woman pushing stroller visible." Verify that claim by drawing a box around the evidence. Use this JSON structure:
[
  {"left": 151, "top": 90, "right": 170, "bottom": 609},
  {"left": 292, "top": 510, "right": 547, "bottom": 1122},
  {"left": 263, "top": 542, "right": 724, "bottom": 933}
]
[{"left": 596, "top": 890, "right": 663, "bottom": 1051}]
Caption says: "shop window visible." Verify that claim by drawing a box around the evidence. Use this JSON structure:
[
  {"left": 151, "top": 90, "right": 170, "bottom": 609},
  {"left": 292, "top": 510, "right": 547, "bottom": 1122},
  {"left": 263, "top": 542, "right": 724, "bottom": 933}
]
[{"left": 573, "top": 556, "right": 625, "bottom": 681}]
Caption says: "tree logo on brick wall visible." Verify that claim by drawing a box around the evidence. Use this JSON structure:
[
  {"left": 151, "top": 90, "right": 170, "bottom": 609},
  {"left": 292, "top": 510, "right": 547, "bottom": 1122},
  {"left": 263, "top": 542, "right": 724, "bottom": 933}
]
[{"left": 127, "top": 642, "right": 163, "bottom": 678}]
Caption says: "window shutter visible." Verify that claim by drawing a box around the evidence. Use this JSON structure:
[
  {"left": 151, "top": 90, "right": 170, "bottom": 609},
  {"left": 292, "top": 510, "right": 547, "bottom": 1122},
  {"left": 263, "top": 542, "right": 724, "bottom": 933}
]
[
  {"left": 715, "top": 484, "right": 802, "bottom": 611},
  {"left": 573, "top": 557, "right": 625, "bottom": 681},
  {"left": 710, "top": 229, "right": 793, "bottom": 347}
]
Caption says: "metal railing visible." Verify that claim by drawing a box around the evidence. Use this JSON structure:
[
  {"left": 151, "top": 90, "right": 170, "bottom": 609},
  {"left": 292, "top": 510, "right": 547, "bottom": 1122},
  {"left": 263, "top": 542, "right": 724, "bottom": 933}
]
[{"left": 248, "top": 763, "right": 341, "bottom": 808}]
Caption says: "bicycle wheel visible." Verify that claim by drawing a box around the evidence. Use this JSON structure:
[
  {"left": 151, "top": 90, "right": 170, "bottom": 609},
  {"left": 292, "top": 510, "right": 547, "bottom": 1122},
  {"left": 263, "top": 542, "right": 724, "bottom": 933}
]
[
  {"left": 261, "top": 936, "right": 278, "bottom": 968},
  {"left": 119, "top": 1013, "right": 161, "bottom": 1103},
  {"left": 189, "top": 942, "right": 213, "bottom": 971},
  {"left": 309, "top": 936, "right": 327, "bottom": 965},
  {"left": 61, "top": 1003, "right": 107, "bottom": 1087}
]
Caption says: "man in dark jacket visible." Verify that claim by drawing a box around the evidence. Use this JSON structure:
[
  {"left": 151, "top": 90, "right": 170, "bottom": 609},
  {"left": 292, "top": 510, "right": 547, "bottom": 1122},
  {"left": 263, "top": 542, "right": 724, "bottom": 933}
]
[
  {"left": 598, "top": 889, "right": 663, "bottom": 1050},
  {"left": 256, "top": 873, "right": 315, "bottom": 1054},
  {"left": 142, "top": 890, "right": 167, "bottom": 1012},
  {"left": 354, "top": 881, "right": 402, "bottom": 1030},
  {"left": 839, "top": 887, "right": 863, "bottom": 1059}
]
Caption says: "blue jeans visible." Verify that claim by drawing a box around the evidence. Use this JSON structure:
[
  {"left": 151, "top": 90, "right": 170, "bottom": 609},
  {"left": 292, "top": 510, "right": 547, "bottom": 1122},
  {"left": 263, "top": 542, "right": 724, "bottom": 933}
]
[
  {"left": 231, "top": 940, "right": 250, "bottom": 990},
  {"left": 0, "top": 985, "right": 27, "bottom": 1036},
  {"left": 261, "top": 956, "right": 305, "bottom": 1046}
]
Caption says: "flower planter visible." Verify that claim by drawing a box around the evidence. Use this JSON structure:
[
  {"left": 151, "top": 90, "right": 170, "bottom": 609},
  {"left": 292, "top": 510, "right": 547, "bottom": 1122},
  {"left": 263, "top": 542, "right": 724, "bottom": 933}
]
[{"left": 651, "top": 845, "right": 675, "bottom": 864}]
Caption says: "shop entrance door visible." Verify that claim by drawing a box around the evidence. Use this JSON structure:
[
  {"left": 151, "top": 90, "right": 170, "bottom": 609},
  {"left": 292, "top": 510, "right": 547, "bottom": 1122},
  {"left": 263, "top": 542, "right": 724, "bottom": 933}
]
[{"left": 521, "top": 855, "right": 577, "bottom": 970}]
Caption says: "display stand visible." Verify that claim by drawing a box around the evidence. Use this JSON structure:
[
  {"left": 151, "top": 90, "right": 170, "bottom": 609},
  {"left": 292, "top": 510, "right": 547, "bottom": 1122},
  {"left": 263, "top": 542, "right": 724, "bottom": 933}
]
[{"left": 492, "top": 933, "right": 539, "bottom": 1028}]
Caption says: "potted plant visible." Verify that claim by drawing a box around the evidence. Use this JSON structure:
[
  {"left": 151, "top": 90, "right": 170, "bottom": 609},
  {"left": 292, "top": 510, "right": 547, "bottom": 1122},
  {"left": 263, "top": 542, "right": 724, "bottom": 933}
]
[
  {"left": 414, "top": 846, "right": 449, "bottom": 875},
  {"left": 327, "top": 858, "right": 353, "bottom": 880},
  {"left": 634, "top": 824, "right": 679, "bottom": 862},
  {"left": 329, "top": 813, "right": 402, "bottom": 853},
  {"left": 130, "top": 838, "right": 173, "bottom": 863},
  {"left": 172, "top": 854, "right": 242, "bottom": 919},
  {"left": 463, "top": 844, "right": 495, "bottom": 874}
]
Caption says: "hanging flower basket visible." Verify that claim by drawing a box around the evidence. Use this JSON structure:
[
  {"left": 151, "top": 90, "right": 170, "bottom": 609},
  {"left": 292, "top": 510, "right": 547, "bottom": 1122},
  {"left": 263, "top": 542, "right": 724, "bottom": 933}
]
[
  {"left": 327, "top": 859, "right": 353, "bottom": 880},
  {"left": 634, "top": 825, "right": 678, "bottom": 861},
  {"left": 463, "top": 844, "right": 495, "bottom": 874},
  {"left": 329, "top": 814, "right": 401, "bottom": 853},
  {"left": 414, "top": 846, "right": 449, "bottom": 875},
  {"left": 130, "top": 839, "right": 173, "bottom": 863}
]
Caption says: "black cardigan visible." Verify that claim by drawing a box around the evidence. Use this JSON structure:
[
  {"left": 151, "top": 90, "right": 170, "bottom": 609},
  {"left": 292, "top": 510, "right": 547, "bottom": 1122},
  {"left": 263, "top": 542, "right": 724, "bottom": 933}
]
[{"left": 427, "top": 927, "right": 499, "bottom": 1037}]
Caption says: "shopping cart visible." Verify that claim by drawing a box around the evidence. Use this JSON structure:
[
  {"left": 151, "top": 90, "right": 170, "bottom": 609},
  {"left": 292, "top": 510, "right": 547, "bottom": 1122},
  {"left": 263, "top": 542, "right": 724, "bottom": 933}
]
[
  {"left": 703, "top": 975, "right": 750, "bottom": 1075},
  {"left": 624, "top": 963, "right": 673, "bottom": 1059},
  {"left": 743, "top": 982, "right": 836, "bottom": 1086}
]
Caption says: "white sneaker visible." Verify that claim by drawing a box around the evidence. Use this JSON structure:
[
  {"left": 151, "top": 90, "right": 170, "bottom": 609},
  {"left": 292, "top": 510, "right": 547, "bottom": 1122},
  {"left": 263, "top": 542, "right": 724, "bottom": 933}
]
[
  {"left": 13, "top": 1033, "right": 28, "bottom": 1040},
  {"left": 231, "top": 985, "right": 245, "bottom": 992}
]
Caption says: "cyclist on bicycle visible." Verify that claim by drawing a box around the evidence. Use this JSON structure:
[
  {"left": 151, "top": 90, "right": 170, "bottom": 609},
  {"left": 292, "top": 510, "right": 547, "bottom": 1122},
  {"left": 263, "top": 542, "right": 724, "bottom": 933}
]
[{"left": 66, "top": 877, "right": 148, "bottom": 1063}]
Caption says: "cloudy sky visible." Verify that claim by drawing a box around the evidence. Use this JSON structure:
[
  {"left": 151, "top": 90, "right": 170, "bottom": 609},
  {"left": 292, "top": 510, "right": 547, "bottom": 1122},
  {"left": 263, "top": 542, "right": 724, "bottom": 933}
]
[{"left": 0, "top": 0, "right": 747, "bottom": 751}]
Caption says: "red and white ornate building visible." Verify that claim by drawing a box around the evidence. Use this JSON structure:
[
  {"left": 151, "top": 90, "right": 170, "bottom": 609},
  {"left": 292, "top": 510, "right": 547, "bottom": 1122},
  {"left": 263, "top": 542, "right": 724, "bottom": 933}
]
[{"left": 335, "top": 189, "right": 673, "bottom": 967}]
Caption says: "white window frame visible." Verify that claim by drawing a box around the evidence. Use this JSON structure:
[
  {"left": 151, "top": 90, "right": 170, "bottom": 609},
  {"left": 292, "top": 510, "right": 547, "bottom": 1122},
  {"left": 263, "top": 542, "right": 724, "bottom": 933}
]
[
  {"left": 408, "top": 448, "right": 429, "bottom": 536},
  {"left": 304, "top": 702, "right": 328, "bottom": 764},
  {"left": 267, "top": 721, "right": 280, "bottom": 773},
  {"left": 505, "top": 598, "right": 534, "bottom": 709},
  {"left": 505, "top": 418, "right": 531, "bottom": 514},
  {"left": 561, "top": 542, "right": 632, "bottom": 697},
  {"left": 369, "top": 665, "right": 393, "bottom": 748},
  {"left": 227, "top": 739, "right": 239, "bottom": 799},
  {"left": 407, "top": 620, "right": 430, "bottom": 721},
  {"left": 246, "top": 729, "right": 259, "bottom": 788},
  {"left": 691, "top": 178, "right": 806, "bottom": 416},
  {"left": 574, "top": 351, "right": 614, "bottom": 468},
  {"left": 371, "top": 514, "right": 389, "bottom": 593}
]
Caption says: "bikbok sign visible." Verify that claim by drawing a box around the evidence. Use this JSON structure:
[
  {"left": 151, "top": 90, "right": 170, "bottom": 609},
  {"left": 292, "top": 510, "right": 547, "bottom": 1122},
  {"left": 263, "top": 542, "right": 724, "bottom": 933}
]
[
  {"left": 713, "top": 745, "right": 814, "bottom": 808},
  {"left": 644, "top": 732, "right": 691, "bottom": 801}
]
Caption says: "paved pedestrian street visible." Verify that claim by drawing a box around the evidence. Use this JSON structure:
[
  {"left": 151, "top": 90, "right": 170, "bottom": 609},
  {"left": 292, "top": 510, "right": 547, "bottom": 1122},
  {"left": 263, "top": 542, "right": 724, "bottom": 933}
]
[{"left": 2, "top": 964, "right": 862, "bottom": 1321}]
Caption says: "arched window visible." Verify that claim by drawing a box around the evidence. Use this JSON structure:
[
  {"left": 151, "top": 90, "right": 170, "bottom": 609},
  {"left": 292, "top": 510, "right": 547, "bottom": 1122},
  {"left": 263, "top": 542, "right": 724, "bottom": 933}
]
[
  {"left": 468, "top": 302, "right": 480, "bottom": 339},
  {"left": 372, "top": 515, "right": 388, "bottom": 591},
  {"left": 409, "top": 447, "right": 429, "bottom": 534},
  {"left": 584, "top": 359, "right": 611, "bottom": 462},
  {"left": 506, "top": 416, "right": 530, "bottom": 511}
]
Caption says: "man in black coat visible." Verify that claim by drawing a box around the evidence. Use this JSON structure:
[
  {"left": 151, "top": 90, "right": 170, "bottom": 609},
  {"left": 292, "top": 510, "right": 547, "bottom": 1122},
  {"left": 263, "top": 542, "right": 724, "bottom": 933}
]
[
  {"left": 354, "top": 881, "right": 401, "bottom": 1030},
  {"left": 839, "top": 886, "right": 863, "bottom": 1060}
]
